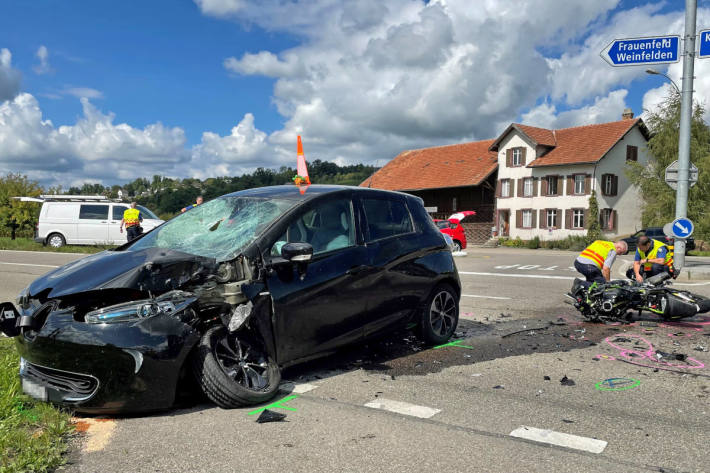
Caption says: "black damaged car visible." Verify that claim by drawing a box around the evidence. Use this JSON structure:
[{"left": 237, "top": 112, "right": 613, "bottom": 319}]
[{"left": 0, "top": 185, "right": 460, "bottom": 413}]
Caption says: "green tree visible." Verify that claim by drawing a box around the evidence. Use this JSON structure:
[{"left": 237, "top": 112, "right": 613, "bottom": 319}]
[
  {"left": 626, "top": 92, "right": 710, "bottom": 239},
  {"left": 0, "top": 173, "right": 43, "bottom": 239},
  {"left": 586, "top": 192, "right": 602, "bottom": 244}
]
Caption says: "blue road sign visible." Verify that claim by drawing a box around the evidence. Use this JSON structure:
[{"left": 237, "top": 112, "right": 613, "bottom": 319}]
[
  {"left": 600, "top": 35, "right": 680, "bottom": 66},
  {"left": 699, "top": 29, "right": 710, "bottom": 58},
  {"left": 670, "top": 217, "right": 694, "bottom": 239}
]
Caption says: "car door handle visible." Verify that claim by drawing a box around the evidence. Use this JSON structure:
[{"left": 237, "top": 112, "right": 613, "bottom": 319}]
[{"left": 346, "top": 265, "right": 374, "bottom": 276}]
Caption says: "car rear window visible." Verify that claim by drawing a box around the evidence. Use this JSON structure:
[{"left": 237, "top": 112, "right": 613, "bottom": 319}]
[
  {"left": 362, "top": 198, "right": 413, "bottom": 241},
  {"left": 112, "top": 205, "right": 128, "bottom": 220},
  {"left": 435, "top": 221, "right": 451, "bottom": 230},
  {"left": 79, "top": 205, "right": 109, "bottom": 220}
]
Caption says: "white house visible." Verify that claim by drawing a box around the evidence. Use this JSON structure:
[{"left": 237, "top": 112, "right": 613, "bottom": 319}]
[{"left": 490, "top": 110, "right": 649, "bottom": 240}]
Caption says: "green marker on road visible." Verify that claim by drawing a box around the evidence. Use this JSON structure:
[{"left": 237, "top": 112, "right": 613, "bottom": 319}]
[
  {"left": 433, "top": 340, "right": 474, "bottom": 349},
  {"left": 248, "top": 394, "right": 300, "bottom": 415}
]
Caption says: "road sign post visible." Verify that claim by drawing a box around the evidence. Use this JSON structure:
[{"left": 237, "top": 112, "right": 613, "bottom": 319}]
[{"left": 600, "top": 35, "right": 680, "bottom": 66}]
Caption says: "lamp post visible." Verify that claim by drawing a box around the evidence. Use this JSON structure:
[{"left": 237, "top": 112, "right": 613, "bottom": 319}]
[{"left": 645, "top": 69, "right": 681, "bottom": 94}]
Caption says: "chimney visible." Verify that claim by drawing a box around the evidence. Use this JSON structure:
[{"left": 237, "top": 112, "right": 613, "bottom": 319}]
[{"left": 622, "top": 108, "right": 634, "bottom": 119}]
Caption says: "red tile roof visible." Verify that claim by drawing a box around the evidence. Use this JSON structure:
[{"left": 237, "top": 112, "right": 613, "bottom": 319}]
[
  {"left": 515, "top": 124, "right": 556, "bottom": 147},
  {"left": 527, "top": 119, "right": 642, "bottom": 167},
  {"left": 361, "top": 140, "right": 498, "bottom": 191}
]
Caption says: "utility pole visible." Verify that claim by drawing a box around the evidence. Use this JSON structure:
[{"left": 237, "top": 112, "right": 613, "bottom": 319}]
[{"left": 673, "top": 0, "right": 696, "bottom": 270}]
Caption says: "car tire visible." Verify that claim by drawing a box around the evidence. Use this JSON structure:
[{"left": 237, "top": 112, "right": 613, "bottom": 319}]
[
  {"left": 452, "top": 241, "right": 462, "bottom": 252},
  {"left": 191, "top": 325, "right": 281, "bottom": 408},
  {"left": 46, "top": 233, "right": 66, "bottom": 248},
  {"left": 420, "top": 283, "right": 459, "bottom": 345}
]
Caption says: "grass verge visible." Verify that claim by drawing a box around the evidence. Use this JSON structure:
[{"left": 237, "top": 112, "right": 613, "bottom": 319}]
[
  {"left": 0, "top": 338, "right": 74, "bottom": 473},
  {"left": 688, "top": 250, "right": 710, "bottom": 257},
  {"left": 0, "top": 237, "right": 114, "bottom": 254}
]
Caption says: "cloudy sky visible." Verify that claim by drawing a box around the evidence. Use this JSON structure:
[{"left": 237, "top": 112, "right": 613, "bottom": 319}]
[{"left": 1, "top": 0, "right": 710, "bottom": 187}]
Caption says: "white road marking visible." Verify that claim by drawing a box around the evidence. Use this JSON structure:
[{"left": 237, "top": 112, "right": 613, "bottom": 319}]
[
  {"left": 461, "top": 294, "right": 511, "bottom": 300},
  {"left": 0, "top": 249, "right": 86, "bottom": 255},
  {"left": 459, "top": 271, "right": 575, "bottom": 281},
  {"left": 509, "top": 426, "right": 607, "bottom": 454},
  {"left": 280, "top": 382, "right": 318, "bottom": 394},
  {"left": 0, "top": 262, "right": 59, "bottom": 268},
  {"left": 364, "top": 399, "right": 441, "bottom": 419}
]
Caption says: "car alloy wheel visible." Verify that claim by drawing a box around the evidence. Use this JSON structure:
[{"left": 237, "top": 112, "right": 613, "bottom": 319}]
[
  {"left": 429, "top": 289, "right": 457, "bottom": 338},
  {"left": 214, "top": 333, "right": 270, "bottom": 391},
  {"left": 47, "top": 234, "right": 65, "bottom": 248},
  {"left": 452, "top": 241, "right": 462, "bottom": 252}
]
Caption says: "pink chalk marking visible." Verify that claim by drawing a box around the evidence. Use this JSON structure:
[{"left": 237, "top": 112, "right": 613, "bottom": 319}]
[{"left": 603, "top": 333, "right": 704, "bottom": 370}]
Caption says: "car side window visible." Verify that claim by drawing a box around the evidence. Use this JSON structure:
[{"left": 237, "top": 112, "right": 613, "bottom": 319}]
[
  {"left": 112, "top": 206, "right": 128, "bottom": 220},
  {"left": 271, "top": 198, "right": 356, "bottom": 256},
  {"left": 79, "top": 204, "right": 109, "bottom": 220},
  {"left": 362, "top": 198, "right": 413, "bottom": 242}
]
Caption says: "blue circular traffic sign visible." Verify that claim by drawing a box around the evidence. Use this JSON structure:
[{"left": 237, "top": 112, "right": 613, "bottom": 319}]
[{"left": 670, "top": 217, "right": 694, "bottom": 239}]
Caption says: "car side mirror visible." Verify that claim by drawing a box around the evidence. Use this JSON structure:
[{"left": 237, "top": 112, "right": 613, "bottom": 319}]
[{"left": 281, "top": 242, "right": 313, "bottom": 263}]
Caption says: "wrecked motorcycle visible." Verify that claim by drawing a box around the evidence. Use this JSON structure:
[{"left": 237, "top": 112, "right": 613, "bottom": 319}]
[{"left": 565, "top": 272, "right": 710, "bottom": 323}]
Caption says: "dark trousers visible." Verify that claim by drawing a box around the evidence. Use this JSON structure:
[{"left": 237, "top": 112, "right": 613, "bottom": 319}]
[
  {"left": 127, "top": 226, "right": 142, "bottom": 242},
  {"left": 574, "top": 260, "right": 605, "bottom": 284},
  {"left": 626, "top": 263, "right": 669, "bottom": 280}
]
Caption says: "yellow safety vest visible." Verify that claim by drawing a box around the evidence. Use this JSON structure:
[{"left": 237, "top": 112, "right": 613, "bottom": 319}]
[
  {"left": 123, "top": 208, "right": 141, "bottom": 227},
  {"left": 579, "top": 240, "right": 615, "bottom": 269},
  {"left": 638, "top": 239, "right": 671, "bottom": 271}
]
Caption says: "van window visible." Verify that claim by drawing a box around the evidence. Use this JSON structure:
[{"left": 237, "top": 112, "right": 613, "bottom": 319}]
[
  {"left": 79, "top": 205, "right": 109, "bottom": 220},
  {"left": 112, "top": 205, "right": 128, "bottom": 220},
  {"left": 362, "top": 198, "right": 413, "bottom": 242},
  {"left": 45, "top": 204, "right": 76, "bottom": 219}
]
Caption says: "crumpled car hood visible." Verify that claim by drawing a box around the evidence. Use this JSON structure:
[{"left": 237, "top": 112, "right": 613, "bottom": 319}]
[{"left": 29, "top": 248, "right": 217, "bottom": 299}]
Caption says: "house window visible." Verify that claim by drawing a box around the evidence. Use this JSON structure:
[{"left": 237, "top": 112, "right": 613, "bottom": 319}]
[
  {"left": 452, "top": 197, "right": 457, "bottom": 212},
  {"left": 600, "top": 208, "right": 614, "bottom": 230},
  {"left": 501, "top": 179, "right": 511, "bottom": 197},
  {"left": 522, "top": 209, "right": 532, "bottom": 228},
  {"left": 626, "top": 145, "right": 638, "bottom": 162},
  {"left": 523, "top": 178, "right": 533, "bottom": 197},
  {"left": 574, "top": 175, "right": 585, "bottom": 194},
  {"left": 546, "top": 209, "right": 557, "bottom": 228},
  {"left": 603, "top": 174, "right": 614, "bottom": 195},
  {"left": 512, "top": 148, "right": 522, "bottom": 166},
  {"left": 573, "top": 209, "right": 584, "bottom": 228},
  {"left": 547, "top": 176, "right": 558, "bottom": 195}
]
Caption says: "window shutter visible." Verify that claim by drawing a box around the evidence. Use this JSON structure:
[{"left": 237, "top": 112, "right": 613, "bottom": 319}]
[
  {"left": 612, "top": 210, "right": 618, "bottom": 231},
  {"left": 516, "top": 210, "right": 523, "bottom": 228},
  {"left": 600, "top": 174, "right": 608, "bottom": 196},
  {"left": 506, "top": 149, "right": 512, "bottom": 167},
  {"left": 539, "top": 209, "right": 546, "bottom": 229},
  {"left": 556, "top": 209, "right": 562, "bottom": 228},
  {"left": 517, "top": 178, "right": 523, "bottom": 197},
  {"left": 585, "top": 174, "right": 591, "bottom": 195},
  {"left": 556, "top": 176, "right": 563, "bottom": 196},
  {"left": 565, "top": 209, "right": 572, "bottom": 229},
  {"left": 566, "top": 176, "right": 573, "bottom": 195},
  {"left": 584, "top": 208, "right": 590, "bottom": 228},
  {"left": 612, "top": 175, "right": 618, "bottom": 196},
  {"left": 541, "top": 176, "right": 548, "bottom": 195},
  {"left": 531, "top": 209, "right": 537, "bottom": 229},
  {"left": 496, "top": 179, "right": 501, "bottom": 197},
  {"left": 532, "top": 177, "right": 538, "bottom": 197},
  {"left": 521, "top": 148, "right": 527, "bottom": 166}
]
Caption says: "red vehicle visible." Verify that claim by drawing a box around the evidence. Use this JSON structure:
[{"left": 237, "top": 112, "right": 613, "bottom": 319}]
[{"left": 433, "top": 211, "right": 474, "bottom": 252}]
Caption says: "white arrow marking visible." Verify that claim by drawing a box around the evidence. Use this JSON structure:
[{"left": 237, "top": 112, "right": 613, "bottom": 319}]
[{"left": 674, "top": 221, "right": 689, "bottom": 234}]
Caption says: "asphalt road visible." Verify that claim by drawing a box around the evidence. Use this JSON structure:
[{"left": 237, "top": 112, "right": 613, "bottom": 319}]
[{"left": 2, "top": 248, "right": 710, "bottom": 473}]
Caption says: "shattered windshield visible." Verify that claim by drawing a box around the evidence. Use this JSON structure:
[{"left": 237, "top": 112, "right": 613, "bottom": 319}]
[{"left": 128, "top": 196, "right": 297, "bottom": 261}]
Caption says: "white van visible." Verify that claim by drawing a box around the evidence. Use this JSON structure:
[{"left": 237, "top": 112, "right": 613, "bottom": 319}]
[{"left": 29, "top": 197, "right": 164, "bottom": 247}]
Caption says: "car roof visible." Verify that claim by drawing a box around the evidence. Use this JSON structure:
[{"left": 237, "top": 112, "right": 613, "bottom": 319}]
[{"left": 222, "top": 184, "right": 415, "bottom": 202}]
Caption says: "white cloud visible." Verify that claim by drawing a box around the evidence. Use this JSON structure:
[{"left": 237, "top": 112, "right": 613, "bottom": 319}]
[
  {"left": 62, "top": 87, "right": 103, "bottom": 99},
  {"left": 0, "top": 48, "right": 22, "bottom": 102},
  {"left": 522, "top": 89, "right": 629, "bottom": 129},
  {"left": 33, "top": 45, "right": 51, "bottom": 75}
]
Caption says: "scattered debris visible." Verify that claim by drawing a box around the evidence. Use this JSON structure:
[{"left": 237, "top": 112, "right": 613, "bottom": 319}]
[
  {"left": 543, "top": 376, "right": 551, "bottom": 381},
  {"left": 501, "top": 325, "right": 549, "bottom": 338},
  {"left": 493, "top": 385, "right": 505, "bottom": 389},
  {"left": 500, "top": 313, "right": 512, "bottom": 318},
  {"left": 256, "top": 410, "right": 287, "bottom": 423},
  {"left": 560, "top": 375, "right": 576, "bottom": 386},
  {"left": 694, "top": 346, "right": 708, "bottom": 352},
  {"left": 562, "top": 419, "right": 575, "bottom": 424},
  {"left": 471, "top": 373, "right": 482, "bottom": 377},
  {"left": 640, "top": 321, "right": 658, "bottom": 327}
]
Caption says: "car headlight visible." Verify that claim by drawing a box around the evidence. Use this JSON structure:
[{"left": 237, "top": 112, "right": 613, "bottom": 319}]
[{"left": 85, "top": 300, "right": 176, "bottom": 324}]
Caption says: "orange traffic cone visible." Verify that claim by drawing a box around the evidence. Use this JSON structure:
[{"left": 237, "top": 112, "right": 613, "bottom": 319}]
[{"left": 293, "top": 135, "right": 311, "bottom": 194}]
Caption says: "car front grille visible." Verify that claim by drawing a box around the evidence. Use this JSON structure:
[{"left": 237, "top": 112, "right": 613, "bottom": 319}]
[{"left": 22, "top": 360, "right": 99, "bottom": 400}]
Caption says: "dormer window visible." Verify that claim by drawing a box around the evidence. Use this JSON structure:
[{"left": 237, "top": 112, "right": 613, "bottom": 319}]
[{"left": 512, "top": 148, "right": 522, "bottom": 166}]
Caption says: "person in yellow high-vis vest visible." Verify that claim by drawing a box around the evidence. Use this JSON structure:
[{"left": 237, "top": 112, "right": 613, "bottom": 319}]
[
  {"left": 120, "top": 202, "right": 143, "bottom": 242},
  {"left": 625, "top": 235, "right": 672, "bottom": 282},
  {"left": 574, "top": 239, "right": 629, "bottom": 284}
]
